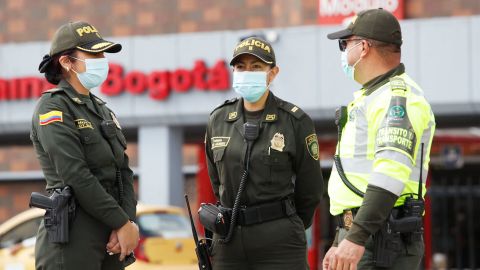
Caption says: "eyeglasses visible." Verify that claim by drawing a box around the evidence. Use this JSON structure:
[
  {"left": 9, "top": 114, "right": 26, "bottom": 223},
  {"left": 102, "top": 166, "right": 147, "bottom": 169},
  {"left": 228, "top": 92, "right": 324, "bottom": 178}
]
[{"left": 338, "top": 39, "right": 364, "bottom": 52}]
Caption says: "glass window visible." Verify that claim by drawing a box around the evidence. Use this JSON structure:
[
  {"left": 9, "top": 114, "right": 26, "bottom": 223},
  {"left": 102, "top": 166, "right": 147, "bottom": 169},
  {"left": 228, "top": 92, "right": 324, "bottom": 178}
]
[
  {"left": 137, "top": 213, "right": 192, "bottom": 239},
  {"left": 0, "top": 217, "right": 42, "bottom": 248}
]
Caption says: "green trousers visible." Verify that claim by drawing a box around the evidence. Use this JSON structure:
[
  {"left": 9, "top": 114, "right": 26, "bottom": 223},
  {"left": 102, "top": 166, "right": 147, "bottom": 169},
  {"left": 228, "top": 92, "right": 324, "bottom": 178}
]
[
  {"left": 35, "top": 207, "right": 124, "bottom": 270},
  {"left": 211, "top": 214, "right": 309, "bottom": 270},
  {"left": 338, "top": 228, "right": 424, "bottom": 270}
]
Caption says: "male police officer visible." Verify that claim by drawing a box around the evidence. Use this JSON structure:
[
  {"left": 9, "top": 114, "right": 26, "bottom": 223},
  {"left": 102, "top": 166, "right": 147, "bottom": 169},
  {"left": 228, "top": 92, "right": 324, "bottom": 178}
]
[
  {"left": 323, "top": 9, "right": 435, "bottom": 270},
  {"left": 205, "top": 37, "right": 323, "bottom": 269}
]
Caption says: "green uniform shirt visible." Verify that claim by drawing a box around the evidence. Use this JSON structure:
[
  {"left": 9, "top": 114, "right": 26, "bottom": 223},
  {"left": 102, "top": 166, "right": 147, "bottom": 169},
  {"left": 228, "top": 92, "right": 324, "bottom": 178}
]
[
  {"left": 30, "top": 80, "right": 136, "bottom": 230},
  {"left": 205, "top": 92, "right": 323, "bottom": 228}
]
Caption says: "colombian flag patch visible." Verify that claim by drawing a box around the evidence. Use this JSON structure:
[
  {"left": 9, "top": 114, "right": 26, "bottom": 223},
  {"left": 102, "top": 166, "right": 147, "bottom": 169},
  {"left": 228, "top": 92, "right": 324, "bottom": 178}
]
[{"left": 39, "top": 110, "right": 63, "bottom": 126}]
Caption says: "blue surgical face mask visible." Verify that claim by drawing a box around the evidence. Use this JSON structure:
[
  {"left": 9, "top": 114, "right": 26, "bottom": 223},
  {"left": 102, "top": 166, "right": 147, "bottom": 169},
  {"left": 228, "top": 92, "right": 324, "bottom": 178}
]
[
  {"left": 232, "top": 71, "right": 271, "bottom": 103},
  {"left": 341, "top": 42, "right": 363, "bottom": 80},
  {"left": 70, "top": 56, "right": 109, "bottom": 89}
]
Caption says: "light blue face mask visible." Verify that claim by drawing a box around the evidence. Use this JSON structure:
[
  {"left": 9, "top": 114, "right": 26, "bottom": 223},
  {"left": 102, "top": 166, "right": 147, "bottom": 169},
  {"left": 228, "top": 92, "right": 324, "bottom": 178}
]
[
  {"left": 70, "top": 56, "right": 109, "bottom": 89},
  {"left": 232, "top": 71, "right": 271, "bottom": 103},
  {"left": 341, "top": 42, "right": 363, "bottom": 80}
]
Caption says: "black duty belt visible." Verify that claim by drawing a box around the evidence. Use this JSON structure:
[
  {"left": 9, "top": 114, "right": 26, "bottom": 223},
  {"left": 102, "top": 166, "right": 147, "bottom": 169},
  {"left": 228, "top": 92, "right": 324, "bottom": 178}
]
[
  {"left": 335, "top": 208, "right": 359, "bottom": 230},
  {"left": 238, "top": 199, "right": 296, "bottom": 226},
  {"left": 336, "top": 206, "right": 407, "bottom": 230}
]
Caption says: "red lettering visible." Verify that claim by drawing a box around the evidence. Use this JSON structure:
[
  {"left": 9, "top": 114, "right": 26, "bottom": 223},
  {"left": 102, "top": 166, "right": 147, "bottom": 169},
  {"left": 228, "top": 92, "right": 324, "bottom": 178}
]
[
  {"left": 0, "top": 79, "right": 8, "bottom": 100},
  {"left": 125, "top": 71, "right": 147, "bottom": 95},
  {"left": 208, "top": 60, "right": 230, "bottom": 91},
  {"left": 148, "top": 71, "right": 170, "bottom": 100},
  {"left": 0, "top": 59, "right": 229, "bottom": 101},
  {"left": 192, "top": 60, "right": 209, "bottom": 90},
  {"left": 20, "top": 78, "right": 43, "bottom": 99},
  {"left": 171, "top": 69, "right": 192, "bottom": 93},
  {"left": 102, "top": 64, "right": 124, "bottom": 96},
  {"left": 9, "top": 79, "right": 21, "bottom": 100}
]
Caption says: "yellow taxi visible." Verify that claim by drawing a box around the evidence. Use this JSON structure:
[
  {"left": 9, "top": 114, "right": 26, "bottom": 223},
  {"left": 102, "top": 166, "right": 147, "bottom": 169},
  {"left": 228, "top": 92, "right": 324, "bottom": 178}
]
[{"left": 0, "top": 204, "right": 198, "bottom": 270}]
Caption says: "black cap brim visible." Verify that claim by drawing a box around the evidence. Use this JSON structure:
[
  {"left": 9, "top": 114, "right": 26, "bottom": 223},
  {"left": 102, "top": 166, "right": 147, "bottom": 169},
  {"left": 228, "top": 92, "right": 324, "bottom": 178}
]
[
  {"left": 327, "top": 28, "right": 353, "bottom": 40},
  {"left": 229, "top": 52, "right": 274, "bottom": 66},
  {"left": 76, "top": 39, "right": 122, "bottom": 54}
]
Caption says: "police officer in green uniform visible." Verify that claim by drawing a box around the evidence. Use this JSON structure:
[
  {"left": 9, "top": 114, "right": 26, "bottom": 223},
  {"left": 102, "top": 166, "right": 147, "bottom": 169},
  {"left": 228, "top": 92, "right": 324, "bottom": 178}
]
[
  {"left": 322, "top": 9, "right": 436, "bottom": 270},
  {"left": 205, "top": 36, "right": 324, "bottom": 270},
  {"left": 31, "top": 21, "right": 139, "bottom": 270}
]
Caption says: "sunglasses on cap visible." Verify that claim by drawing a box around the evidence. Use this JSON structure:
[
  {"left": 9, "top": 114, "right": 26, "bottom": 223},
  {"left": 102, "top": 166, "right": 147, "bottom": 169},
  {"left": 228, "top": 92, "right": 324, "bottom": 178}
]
[{"left": 338, "top": 39, "right": 364, "bottom": 52}]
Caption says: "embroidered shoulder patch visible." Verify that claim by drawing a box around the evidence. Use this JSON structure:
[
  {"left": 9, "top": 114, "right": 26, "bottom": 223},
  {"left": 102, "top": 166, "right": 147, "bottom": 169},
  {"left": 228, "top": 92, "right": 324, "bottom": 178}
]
[
  {"left": 39, "top": 111, "right": 63, "bottom": 126},
  {"left": 376, "top": 95, "right": 417, "bottom": 160},
  {"left": 305, "top": 133, "right": 319, "bottom": 160}
]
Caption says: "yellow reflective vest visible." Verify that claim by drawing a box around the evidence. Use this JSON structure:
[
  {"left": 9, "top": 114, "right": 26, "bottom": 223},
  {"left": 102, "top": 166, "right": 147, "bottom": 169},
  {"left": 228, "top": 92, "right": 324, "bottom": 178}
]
[{"left": 328, "top": 73, "right": 436, "bottom": 216}]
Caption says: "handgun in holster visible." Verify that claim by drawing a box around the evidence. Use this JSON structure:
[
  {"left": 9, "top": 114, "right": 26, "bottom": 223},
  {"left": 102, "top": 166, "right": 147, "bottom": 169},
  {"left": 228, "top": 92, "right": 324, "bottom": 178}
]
[
  {"left": 29, "top": 186, "right": 76, "bottom": 244},
  {"left": 373, "top": 219, "right": 402, "bottom": 268}
]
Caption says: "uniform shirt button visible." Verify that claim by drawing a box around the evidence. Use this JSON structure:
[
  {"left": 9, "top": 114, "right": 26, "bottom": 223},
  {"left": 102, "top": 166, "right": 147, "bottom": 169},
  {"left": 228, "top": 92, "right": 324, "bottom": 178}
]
[{"left": 84, "top": 136, "right": 90, "bottom": 142}]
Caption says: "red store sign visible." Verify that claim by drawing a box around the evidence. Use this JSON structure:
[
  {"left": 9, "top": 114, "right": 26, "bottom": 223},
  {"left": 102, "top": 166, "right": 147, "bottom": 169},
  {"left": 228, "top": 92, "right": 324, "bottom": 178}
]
[
  {"left": 318, "top": 0, "right": 404, "bottom": 25},
  {"left": 101, "top": 59, "right": 230, "bottom": 100},
  {"left": 0, "top": 59, "right": 230, "bottom": 101}
]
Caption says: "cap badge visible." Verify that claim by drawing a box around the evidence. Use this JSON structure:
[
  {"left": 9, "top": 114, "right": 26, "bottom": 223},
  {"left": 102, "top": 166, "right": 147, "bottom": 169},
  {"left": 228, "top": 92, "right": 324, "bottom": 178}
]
[{"left": 270, "top": 132, "right": 285, "bottom": 152}]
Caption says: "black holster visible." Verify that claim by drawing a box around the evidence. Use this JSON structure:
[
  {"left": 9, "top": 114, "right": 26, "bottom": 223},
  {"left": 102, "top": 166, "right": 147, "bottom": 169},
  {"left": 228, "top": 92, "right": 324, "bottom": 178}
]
[
  {"left": 29, "top": 186, "right": 76, "bottom": 244},
  {"left": 373, "top": 198, "right": 424, "bottom": 268},
  {"left": 373, "top": 221, "right": 402, "bottom": 268}
]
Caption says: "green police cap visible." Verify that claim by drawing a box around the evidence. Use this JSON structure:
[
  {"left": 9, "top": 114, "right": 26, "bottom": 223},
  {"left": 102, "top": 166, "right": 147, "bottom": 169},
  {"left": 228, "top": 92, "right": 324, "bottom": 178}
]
[
  {"left": 327, "top": 8, "right": 402, "bottom": 46},
  {"left": 50, "top": 21, "right": 122, "bottom": 56},
  {"left": 230, "top": 37, "right": 276, "bottom": 66},
  {"left": 39, "top": 21, "right": 121, "bottom": 73}
]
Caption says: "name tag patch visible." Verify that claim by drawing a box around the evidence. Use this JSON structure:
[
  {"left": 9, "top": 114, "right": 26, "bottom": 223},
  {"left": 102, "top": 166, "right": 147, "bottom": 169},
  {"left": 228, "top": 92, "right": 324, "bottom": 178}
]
[
  {"left": 74, "top": 119, "right": 94, "bottom": 129},
  {"left": 211, "top": 137, "right": 230, "bottom": 149}
]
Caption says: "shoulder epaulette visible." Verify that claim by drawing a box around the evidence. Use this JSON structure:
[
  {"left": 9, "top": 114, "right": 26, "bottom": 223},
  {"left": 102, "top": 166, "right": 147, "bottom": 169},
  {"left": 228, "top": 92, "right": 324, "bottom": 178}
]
[
  {"left": 389, "top": 77, "right": 407, "bottom": 92},
  {"left": 42, "top": 88, "right": 62, "bottom": 94},
  {"left": 277, "top": 98, "right": 305, "bottom": 119},
  {"left": 210, "top": 98, "right": 239, "bottom": 115}
]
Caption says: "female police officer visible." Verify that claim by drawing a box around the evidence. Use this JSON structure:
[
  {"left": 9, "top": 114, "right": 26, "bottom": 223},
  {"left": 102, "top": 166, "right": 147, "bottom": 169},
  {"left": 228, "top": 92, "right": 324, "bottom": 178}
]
[
  {"left": 204, "top": 36, "right": 324, "bottom": 269},
  {"left": 32, "top": 21, "right": 139, "bottom": 270}
]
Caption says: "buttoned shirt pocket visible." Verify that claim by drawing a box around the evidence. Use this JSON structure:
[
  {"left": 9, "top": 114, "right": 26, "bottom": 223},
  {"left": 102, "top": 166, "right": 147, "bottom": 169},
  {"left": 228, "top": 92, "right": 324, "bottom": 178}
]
[
  {"left": 79, "top": 129, "right": 109, "bottom": 168},
  {"left": 263, "top": 149, "right": 293, "bottom": 185}
]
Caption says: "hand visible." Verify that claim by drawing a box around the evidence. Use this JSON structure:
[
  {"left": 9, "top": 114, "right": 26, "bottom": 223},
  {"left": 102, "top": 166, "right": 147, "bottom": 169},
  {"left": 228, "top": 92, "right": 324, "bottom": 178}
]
[
  {"left": 116, "top": 221, "right": 140, "bottom": 261},
  {"left": 322, "top": 246, "right": 337, "bottom": 270},
  {"left": 330, "top": 239, "right": 365, "bottom": 270},
  {"left": 106, "top": 231, "right": 121, "bottom": 255}
]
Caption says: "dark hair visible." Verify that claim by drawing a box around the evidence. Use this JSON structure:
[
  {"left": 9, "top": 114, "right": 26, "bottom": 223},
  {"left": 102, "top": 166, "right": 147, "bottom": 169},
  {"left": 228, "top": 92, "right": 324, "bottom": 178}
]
[{"left": 44, "top": 49, "right": 77, "bottom": 85}]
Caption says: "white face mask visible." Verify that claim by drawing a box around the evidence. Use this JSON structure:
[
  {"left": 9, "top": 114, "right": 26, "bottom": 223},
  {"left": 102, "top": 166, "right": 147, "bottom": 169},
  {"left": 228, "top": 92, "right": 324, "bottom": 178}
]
[
  {"left": 69, "top": 56, "right": 109, "bottom": 89},
  {"left": 341, "top": 42, "right": 363, "bottom": 81}
]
